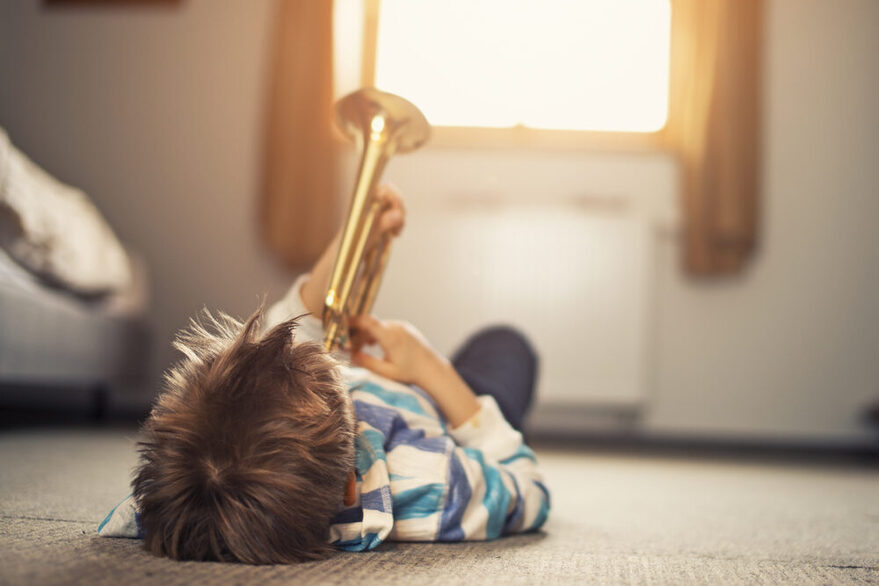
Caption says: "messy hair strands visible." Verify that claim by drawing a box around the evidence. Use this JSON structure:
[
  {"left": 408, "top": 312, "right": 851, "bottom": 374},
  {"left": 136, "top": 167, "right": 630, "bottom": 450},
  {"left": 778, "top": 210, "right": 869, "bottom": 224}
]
[
  {"left": 133, "top": 307, "right": 355, "bottom": 564},
  {"left": 173, "top": 309, "right": 255, "bottom": 365},
  {"left": 160, "top": 309, "right": 261, "bottom": 404}
]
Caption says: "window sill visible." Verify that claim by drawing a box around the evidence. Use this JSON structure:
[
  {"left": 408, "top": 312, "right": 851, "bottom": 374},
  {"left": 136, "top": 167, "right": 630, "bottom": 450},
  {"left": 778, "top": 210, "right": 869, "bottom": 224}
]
[{"left": 423, "top": 125, "right": 669, "bottom": 154}]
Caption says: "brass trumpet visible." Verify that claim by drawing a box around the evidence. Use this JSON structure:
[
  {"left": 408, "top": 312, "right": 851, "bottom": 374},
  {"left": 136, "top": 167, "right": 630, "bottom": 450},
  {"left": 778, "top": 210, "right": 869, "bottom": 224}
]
[{"left": 323, "top": 88, "right": 430, "bottom": 352}]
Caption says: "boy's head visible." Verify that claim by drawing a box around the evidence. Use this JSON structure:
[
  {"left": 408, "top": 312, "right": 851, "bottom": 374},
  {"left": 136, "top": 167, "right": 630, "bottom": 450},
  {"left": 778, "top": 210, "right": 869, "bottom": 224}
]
[{"left": 133, "top": 309, "right": 355, "bottom": 564}]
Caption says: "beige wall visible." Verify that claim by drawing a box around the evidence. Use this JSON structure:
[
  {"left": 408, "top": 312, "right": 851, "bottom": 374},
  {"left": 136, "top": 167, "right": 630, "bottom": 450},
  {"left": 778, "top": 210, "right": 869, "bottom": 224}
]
[
  {"left": 648, "top": 0, "right": 879, "bottom": 443},
  {"left": 0, "top": 0, "right": 292, "bottom": 405},
  {"left": 1, "top": 0, "right": 877, "bottom": 442}
]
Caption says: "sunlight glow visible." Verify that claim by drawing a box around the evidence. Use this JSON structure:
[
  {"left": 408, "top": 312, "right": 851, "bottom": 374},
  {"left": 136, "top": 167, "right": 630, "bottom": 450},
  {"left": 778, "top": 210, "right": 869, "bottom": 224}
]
[{"left": 374, "top": 0, "right": 671, "bottom": 132}]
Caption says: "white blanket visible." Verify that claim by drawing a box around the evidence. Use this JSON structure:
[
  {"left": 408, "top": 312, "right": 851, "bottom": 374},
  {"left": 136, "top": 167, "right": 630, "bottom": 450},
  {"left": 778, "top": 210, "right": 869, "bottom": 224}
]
[{"left": 0, "top": 127, "right": 132, "bottom": 295}]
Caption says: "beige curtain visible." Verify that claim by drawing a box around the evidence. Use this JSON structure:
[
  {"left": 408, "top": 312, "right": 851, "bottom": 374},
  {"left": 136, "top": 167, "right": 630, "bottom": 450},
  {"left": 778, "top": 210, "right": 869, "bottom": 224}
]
[
  {"left": 664, "top": 0, "right": 764, "bottom": 275},
  {"left": 261, "top": 0, "right": 338, "bottom": 268}
]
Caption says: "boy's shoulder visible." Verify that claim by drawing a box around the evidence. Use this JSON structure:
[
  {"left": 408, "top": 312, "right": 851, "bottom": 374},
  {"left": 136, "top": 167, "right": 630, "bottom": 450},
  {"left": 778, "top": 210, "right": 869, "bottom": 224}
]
[{"left": 341, "top": 366, "right": 446, "bottom": 429}]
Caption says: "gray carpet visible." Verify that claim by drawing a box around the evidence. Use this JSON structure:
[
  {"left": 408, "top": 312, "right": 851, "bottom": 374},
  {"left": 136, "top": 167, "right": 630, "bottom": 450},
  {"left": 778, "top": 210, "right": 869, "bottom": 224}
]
[{"left": 0, "top": 428, "right": 877, "bottom": 585}]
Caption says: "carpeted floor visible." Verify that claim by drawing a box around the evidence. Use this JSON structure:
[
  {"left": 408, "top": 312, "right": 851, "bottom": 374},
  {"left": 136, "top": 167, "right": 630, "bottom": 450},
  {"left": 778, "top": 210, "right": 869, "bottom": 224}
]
[{"left": 0, "top": 427, "right": 877, "bottom": 585}]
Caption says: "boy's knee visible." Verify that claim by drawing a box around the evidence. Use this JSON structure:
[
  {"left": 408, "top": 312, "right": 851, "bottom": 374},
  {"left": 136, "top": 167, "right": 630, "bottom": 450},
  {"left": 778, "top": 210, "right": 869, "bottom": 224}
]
[{"left": 472, "top": 325, "right": 538, "bottom": 367}]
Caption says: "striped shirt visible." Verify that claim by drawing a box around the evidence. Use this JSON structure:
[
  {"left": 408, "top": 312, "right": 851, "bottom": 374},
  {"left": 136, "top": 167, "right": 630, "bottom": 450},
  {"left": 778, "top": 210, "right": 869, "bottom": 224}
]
[{"left": 267, "top": 276, "right": 550, "bottom": 549}]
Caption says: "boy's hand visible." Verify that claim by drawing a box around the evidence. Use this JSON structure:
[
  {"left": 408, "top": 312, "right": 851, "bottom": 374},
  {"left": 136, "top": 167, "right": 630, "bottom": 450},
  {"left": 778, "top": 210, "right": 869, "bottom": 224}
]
[
  {"left": 372, "top": 183, "right": 406, "bottom": 242},
  {"left": 349, "top": 315, "right": 480, "bottom": 427},
  {"left": 348, "top": 315, "right": 441, "bottom": 387}
]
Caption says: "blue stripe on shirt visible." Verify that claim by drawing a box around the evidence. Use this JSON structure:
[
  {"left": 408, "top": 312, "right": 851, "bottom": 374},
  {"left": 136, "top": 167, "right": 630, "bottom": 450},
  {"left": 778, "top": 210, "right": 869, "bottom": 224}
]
[
  {"left": 463, "top": 447, "right": 512, "bottom": 540},
  {"left": 387, "top": 427, "right": 448, "bottom": 454},
  {"left": 98, "top": 496, "right": 127, "bottom": 533},
  {"left": 353, "top": 381, "right": 428, "bottom": 417},
  {"left": 438, "top": 452, "right": 470, "bottom": 541},
  {"left": 354, "top": 428, "right": 387, "bottom": 474},
  {"left": 354, "top": 402, "right": 399, "bottom": 440},
  {"left": 502, "top": 471, "right": 525, "bottom": 533},
  {"left": 528, "top": 480, "right": 551, "bottom": 531},
  {"left": 356, "top": 400, "right": 448, "bottom": 455},
  {"left": 394, "top": 483, "right": 447, "bottom": 520},
  {"left": 499, "top": 444, "right": 537, "bottom": 466},
  {"left": 361, "top": 486, "right": 393, "bottom": 515},
  {"left": 334, "top": 531, "right": 384, "bottom": 551}
]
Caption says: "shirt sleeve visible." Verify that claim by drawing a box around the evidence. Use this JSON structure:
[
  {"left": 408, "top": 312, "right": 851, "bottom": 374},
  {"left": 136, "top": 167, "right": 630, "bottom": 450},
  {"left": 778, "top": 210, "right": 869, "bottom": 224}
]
[
  {"left": 439, "top": 395, "right": 550, "bottom": 540},
  {"left": 263, "top": 273, "right": 325, "bottom": 345}
]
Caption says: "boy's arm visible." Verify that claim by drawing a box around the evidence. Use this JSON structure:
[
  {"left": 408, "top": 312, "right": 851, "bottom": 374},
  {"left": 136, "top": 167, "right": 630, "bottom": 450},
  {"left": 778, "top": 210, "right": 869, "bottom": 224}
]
[
  {"left": 263, "top": 274, "right": 326, "bottom": 344},
  {"left": 300, "top": 184, "right": 405, "bottom": 317},
  {"left": 349, "top": 315, "right": 550, "bottom": 537},
  {"left": 263, "top": 184, "right": 405, "bottom": 340},
  {"left": 444, "top": 395, "right": 550, "bottom": 537},
  {"left": 349, "top": 315, "right": 480, "bottom": 426}
]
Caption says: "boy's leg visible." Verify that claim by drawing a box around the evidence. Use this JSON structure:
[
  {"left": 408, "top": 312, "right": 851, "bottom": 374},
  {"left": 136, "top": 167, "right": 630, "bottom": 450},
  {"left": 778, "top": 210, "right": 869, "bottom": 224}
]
[{"left": 450, "top": 326, "right": 538, "bottom": 432}]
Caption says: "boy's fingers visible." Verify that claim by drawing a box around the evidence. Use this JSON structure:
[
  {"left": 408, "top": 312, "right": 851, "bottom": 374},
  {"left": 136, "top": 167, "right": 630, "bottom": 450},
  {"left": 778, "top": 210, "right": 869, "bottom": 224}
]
[
  {"left": 348, "top": 326, "right": 376, "bottom": 349},
  {"left": 351, "top": 351, "right": 398, "bottom": 379},
  {"left": 379, "top": 208, "right": 404, "bottom": 236},
  {"left": 377, "top": 183, "right": 402, "bottom": 206},
  {"left": 349, "top": 315, "right": 389, "bottom": 343},
  {"left": 378, "top": 208, "right": 404, "bottom": 238},
  {"left": 349, "top": 315, "right": 396, "bottom": 353},
  {"left": 376, "top": 184, "right": 405, "bottom": 237}
]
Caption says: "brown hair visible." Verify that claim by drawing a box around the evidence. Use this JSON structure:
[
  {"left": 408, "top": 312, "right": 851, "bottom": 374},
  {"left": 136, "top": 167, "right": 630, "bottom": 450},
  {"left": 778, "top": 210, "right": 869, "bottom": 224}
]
[{"left": 132, "top": 308, "right": 355, "bottom": 564}]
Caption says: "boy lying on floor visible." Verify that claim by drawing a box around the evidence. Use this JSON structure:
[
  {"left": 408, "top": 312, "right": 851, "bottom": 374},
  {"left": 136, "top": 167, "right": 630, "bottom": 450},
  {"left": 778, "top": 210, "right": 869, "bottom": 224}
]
[{"left": 98, "top": 185, "right": 550, "bottom": 564}]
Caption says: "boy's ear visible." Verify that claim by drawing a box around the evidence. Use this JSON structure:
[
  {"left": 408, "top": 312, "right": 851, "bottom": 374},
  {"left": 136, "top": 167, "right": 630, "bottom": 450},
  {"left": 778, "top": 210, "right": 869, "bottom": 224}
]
[{"left": 344, "top": 470, "right": 356, "bottom": 506}]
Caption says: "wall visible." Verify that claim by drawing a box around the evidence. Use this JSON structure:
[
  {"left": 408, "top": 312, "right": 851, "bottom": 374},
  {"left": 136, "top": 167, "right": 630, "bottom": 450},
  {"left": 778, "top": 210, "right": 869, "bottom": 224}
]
[
  {"left": 0, "top": 0, "right": 876, "bottom": 443},
  {"left": 647, "top": 0, "right": 879, "bottom": 444},
  {"left": 0, "top": 0, "right": 291, "bottom": 408}
]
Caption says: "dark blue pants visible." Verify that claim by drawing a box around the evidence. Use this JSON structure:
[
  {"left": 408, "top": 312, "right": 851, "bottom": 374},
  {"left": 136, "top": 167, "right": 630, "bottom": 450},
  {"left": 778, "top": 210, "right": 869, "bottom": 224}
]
[{"left": 451, "top": 326, "right": 538, "bottom": 432}]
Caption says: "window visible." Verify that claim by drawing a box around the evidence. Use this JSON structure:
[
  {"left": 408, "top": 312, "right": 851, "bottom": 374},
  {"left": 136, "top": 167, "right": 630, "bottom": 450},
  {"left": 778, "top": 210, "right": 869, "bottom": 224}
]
[
  {"left": 365, "top": 0, "right": 671, "bottom": 135},
  {"left": 276, "top": 0, "right": 762, "bottom": 273}
]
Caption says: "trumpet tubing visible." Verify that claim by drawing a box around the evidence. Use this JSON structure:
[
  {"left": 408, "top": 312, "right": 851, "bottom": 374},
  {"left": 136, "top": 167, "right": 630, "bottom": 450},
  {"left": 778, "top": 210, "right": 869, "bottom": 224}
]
[{"left": 322, "top": 89, "right": 430, "bottom": 352}]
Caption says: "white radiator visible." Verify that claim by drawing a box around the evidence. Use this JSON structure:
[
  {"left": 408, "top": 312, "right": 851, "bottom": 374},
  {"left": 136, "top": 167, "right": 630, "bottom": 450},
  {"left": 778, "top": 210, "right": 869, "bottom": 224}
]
[{"left": 352, "top": 149, "right": 678, "bottom": 432}]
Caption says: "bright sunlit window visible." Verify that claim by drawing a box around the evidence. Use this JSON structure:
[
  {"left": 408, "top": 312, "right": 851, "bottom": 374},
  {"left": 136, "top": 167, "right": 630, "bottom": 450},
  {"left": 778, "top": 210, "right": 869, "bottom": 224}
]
[{"left": 373, "top": 0, "right": 671, "bottom": 133}]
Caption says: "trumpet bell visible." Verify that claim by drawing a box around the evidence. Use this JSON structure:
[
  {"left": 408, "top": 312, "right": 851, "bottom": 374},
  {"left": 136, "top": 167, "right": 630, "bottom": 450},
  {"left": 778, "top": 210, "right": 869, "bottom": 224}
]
[{"left": 335, "top": 88, "right": 430, "bottom": 156}]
